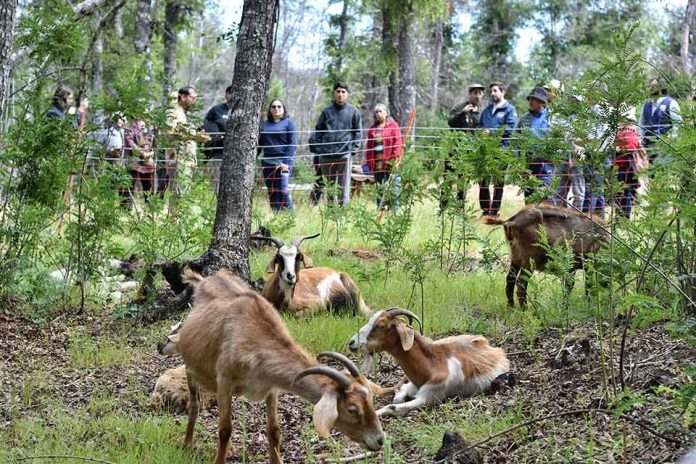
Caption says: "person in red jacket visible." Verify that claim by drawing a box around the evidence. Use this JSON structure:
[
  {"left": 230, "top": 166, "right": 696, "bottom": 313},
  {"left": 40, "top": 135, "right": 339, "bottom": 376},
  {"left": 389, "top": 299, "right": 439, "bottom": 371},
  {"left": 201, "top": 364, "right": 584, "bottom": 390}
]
[
  {"left": 364, "top": 103, "right": 403, "bottom": 209},
  {"left": 614, "top": 107, "right": 642, "bottom": 218}
]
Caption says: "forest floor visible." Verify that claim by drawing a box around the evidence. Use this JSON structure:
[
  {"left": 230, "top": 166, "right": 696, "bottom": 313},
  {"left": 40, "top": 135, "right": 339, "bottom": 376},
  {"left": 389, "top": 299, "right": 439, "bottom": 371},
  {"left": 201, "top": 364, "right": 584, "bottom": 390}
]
[{"left": 1, "top": 301, "right": 694, "bottom": 463}]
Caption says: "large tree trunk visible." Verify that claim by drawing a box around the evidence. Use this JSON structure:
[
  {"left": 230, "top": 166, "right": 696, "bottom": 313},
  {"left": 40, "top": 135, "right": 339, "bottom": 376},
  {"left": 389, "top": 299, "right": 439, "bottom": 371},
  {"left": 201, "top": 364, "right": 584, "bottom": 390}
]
[
  {"left": 382, "top": 6, "right": 399, "bottom": 122},
  {"left": 682, "top": 0, "right": 696, "bottom": 74},
  {"left": 134, "top": 0, "right": 153, "bottom": 79},
  {"left": 163, "top": 0, "right": 182, "bottom": 94},
  {"left": 429, "top": 18, "right": 443, "bottom": 113},
  {"left": 396, "top": 7, "right": 416, "bottom": 127},
  {"left": 190, "top": 0, "right": 278, "bottom": 281},
  {"left": 0, "top": 0, "right": 17, "bottom": 128}
]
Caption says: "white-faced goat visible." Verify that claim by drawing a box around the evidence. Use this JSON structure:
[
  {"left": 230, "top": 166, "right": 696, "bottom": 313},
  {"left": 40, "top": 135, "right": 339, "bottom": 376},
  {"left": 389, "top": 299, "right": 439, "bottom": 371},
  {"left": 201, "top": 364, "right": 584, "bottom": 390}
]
[
  {"left": 253, "top": 233, "right": 369, "bottom": 315},
  {"left": 348, "top": 308, "right": 510, "bottom": 416},
  {"left": 177, "top": 269, "right": 383, "bottom": 464}
]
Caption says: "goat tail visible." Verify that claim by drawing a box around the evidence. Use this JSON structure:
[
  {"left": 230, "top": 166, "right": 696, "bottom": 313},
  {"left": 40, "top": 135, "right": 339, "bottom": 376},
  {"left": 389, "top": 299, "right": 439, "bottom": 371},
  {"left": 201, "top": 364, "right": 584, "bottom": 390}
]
[
  {"left": 481, "top": 216, "right": 506, "bottom": 226},
  {"left": 339, "top": 272, "right": 369, "bottom": 316},
  {"left": 181, "top": 268, "right": 204, "bottom": 286}
]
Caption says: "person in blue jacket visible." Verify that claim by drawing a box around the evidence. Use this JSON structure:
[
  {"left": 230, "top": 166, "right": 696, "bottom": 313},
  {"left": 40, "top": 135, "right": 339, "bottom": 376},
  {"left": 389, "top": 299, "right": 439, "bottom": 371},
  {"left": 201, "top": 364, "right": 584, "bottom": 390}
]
[{"left": 259, "top": 99, "right": 297, "bottom": 211}]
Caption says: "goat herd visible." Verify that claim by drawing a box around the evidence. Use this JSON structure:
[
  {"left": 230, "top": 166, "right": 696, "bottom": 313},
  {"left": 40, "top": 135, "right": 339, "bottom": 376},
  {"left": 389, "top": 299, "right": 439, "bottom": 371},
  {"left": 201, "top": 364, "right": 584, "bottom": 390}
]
[{"left": 151, "top": 205, "right": 608, "bottom": 464}]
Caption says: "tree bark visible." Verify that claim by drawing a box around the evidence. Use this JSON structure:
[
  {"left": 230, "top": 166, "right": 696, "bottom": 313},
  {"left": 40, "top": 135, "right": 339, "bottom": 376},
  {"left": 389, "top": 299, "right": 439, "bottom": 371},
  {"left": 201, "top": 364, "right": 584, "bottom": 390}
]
[
  {"left": 334, "top": 0, "right": 349, "bottom": 74},
  {"left": 381, "top": 6, "right": 399, "bottom": 122},
  {"left": 134, "top": 0, "right": 153, "bottom": 79},
  {"left": 397, "top": 7, "right": 416, "bottom": 127},
  {"left": 0, "top": 0, "right": 17, "bottom": 128},
  {"left": 430, "top": 18, "right": 443, "bottom": 113},
  {"left": 190, "top": 0, "right": 278, "bottom": 281},
  {"left": 682, "top": 0, "right": 696, "bottom": 74},
  {"left": 163, "top": 0, "right": 182, "bottom": 94}
]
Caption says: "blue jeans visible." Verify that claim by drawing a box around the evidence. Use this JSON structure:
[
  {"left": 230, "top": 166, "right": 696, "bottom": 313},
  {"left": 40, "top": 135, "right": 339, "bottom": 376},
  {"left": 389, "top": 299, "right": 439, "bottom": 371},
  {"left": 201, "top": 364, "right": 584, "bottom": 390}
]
[
  {"left": 524, "top": 161, "right": 553, "bottom": 201},
  {"left": 262, "top": 163, "right": 294, "bottom": 211}
]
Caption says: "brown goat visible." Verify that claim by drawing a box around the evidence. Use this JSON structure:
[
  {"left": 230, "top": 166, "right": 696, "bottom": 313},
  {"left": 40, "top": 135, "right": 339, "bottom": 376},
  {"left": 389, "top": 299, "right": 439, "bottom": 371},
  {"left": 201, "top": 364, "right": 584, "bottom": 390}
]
[
  {"left": 483, "top": 205, "right": 608, "bottom": 308},
  {"left": 177, "top": 269, "right": 383, "bottom": 464},
  {"left": 254, "top": 234, "right": 370, "bottom": 315},
  {"left": 349, "top": 308, "right": 510, "bottom": 416}
]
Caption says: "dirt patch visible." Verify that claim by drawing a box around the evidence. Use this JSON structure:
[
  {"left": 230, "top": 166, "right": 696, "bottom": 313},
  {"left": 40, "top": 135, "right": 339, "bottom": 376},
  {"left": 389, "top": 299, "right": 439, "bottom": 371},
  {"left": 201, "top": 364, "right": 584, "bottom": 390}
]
[
  {"left": 1, "top": 311, "right": 694, "bottom": 463},
  {"left": 328, "top": 248, "right": 384, "bottom": 262}
]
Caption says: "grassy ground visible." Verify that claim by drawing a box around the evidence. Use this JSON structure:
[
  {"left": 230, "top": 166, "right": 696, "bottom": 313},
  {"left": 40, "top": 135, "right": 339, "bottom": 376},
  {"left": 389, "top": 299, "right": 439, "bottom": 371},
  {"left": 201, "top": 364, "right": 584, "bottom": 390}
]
[{"left": 1, "top": 187, "right": 694, "bottom": 463}]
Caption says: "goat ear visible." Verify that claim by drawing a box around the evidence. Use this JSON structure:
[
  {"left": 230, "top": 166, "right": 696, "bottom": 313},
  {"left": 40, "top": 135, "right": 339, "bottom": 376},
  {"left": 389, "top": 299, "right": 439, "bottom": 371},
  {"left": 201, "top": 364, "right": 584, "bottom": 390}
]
[
  {"left": 167, "top": 333, "right": 180, "bottom": 344},
  {"left": 313, "top": 390, "right": 339, "bottom": 438},
  {"left": 396, "top": 323, "right": 415, "bottom": 351},
  {"left": 300, "top": 253, "right": 314, "bottom": 269},
  {"left": 266, "top": 258, "right": 276, "bottom": 274}
]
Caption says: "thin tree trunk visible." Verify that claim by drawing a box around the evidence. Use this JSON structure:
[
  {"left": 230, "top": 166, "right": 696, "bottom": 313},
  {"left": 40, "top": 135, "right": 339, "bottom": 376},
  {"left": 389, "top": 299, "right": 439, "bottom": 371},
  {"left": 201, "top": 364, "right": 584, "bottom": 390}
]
[
  {"left": 163, "top": 0, "right": 182, "bottom": 94},
  {"left": 382, "top": 6, "right": 399, "bottom": 122},
  {"left": 92, "top": 16, "right": 103, "bottom": 95},
  {"left": 397, "top": 7, "right": 416, "bottom": 127},
  {"left": 0, "top": 0, "right": 17, "bottom": 128},
  {"left": 430, "top": 18, "right": 443, "bottom": 113},
  {"left": 334, "top": 0, "right": 349, "bottom": 73},
  {"left": 682, "top": 0, "right": 696, "bottom": 74},
  {"left": 190, "top": 0, "right": 279, "bottom": 281}
]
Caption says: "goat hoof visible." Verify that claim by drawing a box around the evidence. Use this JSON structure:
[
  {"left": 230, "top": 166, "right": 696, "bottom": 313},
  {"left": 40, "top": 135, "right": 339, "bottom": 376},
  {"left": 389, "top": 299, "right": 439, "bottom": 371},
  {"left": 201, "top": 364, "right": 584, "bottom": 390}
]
[{"left": 377, "top": 405, "right": 397, "bottom": 417}]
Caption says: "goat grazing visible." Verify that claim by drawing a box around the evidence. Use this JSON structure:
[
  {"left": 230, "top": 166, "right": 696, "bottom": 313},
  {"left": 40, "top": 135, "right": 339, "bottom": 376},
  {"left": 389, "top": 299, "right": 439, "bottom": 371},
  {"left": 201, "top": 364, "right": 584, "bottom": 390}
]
[
  {"left": 348, "top": 308, "right": 510, "bottom": 416},
  {"left": 177, "top": 269, "right": 383, "bottom": 464},
  {"left": 253, "top": 233, "right": 370, "bottom": 315},
  {"left": 482, "top": 205, "right": 608, "bottom": 308}
]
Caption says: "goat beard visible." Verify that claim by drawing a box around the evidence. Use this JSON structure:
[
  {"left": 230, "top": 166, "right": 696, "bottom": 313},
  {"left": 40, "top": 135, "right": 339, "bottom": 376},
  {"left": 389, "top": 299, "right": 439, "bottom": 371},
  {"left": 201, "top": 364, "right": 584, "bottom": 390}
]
[{"left": 360, "top": 349, "right": 374, "bottom": 374}]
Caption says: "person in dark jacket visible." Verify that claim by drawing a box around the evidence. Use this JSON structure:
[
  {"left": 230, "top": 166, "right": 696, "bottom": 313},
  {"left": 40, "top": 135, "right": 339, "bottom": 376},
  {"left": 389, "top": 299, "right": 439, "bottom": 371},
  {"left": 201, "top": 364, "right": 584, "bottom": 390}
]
[
  {"left": 313, "top": 82, "right": 362, "bottom": 205},
  {"left": 517, "top": 86, "right": 551, "bottom": 203},
  {"left": 441, "top": 83, "right": 484, "bottom": 211},
  {"left": 202, "top": 84, "right": 233, "bottom": 159},
  {"left": 259, "top": 99, "right": 297, "bottom": 211},
  {"left": 48, "top": 84, "right": 89, "bottom": 127},
  {"left": 478, "top": 82, "right": 517, "bottom": 216}
]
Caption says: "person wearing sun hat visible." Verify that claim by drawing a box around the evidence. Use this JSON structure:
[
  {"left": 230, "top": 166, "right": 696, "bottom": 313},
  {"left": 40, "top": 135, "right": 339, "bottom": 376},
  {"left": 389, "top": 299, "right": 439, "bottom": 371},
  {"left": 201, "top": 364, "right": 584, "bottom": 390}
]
[{"left": 516, "top": 86, "right": 552, "bottom": 203}]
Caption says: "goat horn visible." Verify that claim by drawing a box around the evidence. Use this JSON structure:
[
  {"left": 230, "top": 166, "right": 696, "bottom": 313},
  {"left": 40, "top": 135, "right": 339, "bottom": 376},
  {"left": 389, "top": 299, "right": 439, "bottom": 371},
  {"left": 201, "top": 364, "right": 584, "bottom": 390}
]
[
  {"left": 318, "top": 352, "right": 361, "bottom": 378},
  {"left": 294, "top": 366, "right": 352, "bottom": 391},
  {"left": 250, "top": 236, "right": 285, "bottom": 249},
  {"left": 386, "top": 307, "right": 424, "bottom": 334},
  {"left": 291, "top": 233, "right": 320, "bottom": 248}
]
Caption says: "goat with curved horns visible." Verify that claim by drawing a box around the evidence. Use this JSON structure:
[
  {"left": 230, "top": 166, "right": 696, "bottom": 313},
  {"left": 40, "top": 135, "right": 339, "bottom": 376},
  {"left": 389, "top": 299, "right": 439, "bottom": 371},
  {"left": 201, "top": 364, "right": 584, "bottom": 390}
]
[
  {"left": 348, "top": 308, "right": 510, "bottom": 416},
  {"left": 178, "top": 269, "right": 383, "bottom": 464},
  {"left": 253, "top": 233, "right": 370, "bottom": 315}
]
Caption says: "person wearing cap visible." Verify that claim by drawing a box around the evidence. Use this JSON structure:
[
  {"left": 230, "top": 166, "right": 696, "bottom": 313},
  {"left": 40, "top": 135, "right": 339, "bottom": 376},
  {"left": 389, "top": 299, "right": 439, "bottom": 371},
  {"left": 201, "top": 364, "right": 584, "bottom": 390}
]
[
  {"left": 441, "top": 84, "right": 485, "bottom": 210},
  {"left": 516, "top": 86, "right": 552, "bottom": 203},
  {"left": 477, "top": 82, "right": 517, "bottom": 216},
  {"left": 639, "top": 78, "right": 681, "bottom": 164}
]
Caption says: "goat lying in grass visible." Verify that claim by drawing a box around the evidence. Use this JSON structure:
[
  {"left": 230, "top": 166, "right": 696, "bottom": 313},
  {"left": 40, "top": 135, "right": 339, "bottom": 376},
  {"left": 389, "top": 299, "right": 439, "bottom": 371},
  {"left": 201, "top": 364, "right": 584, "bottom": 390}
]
[
  {"left": 253, "top": 233, "right": 370, "bottom": 315},
  {"left": 482, "top": 205, "right": 608, "bottom": 308},
  {"left": 177, "top": 269, "right": 383, "bottom": 464},
  {"left": 348, "top": 308, "right": 510, "bottom": 416}
]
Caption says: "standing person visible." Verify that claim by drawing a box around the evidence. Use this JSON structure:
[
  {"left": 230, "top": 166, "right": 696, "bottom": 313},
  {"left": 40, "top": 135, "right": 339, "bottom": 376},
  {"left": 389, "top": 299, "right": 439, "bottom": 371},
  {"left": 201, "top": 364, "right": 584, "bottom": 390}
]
[
  {"left": 478, "top": 82, "right": 517, "bottom": 216},
  {"left": 364, "top": 103, "right": 403, "bottom": 209},
  {"left": 104, "top": 114, "right": 130, "bottom": 206},
  {"left": 517, "top": 86, "right": 551, "bottom": 203},
  {"left": 163, "top": 86, "right": 208, "bottom": 213},
  {"left": 640, "top": 78, "right": 681, "bottom": 164},
  {"left": 312, "top": 82, "right": 362, "bottom": 205},
  {"left": 259, "top": 99, "right": 297, "bottom": 211},
  {"left": 48, "top": 84, "right": 89, "bottom": 126},
  {"left": 124, "top": 118, "right": 155, "bottom": 199},
  {"left": 201, "top": 85, "right": 233, "bottom": 192},
  {"left": 554, "top": 95, "right": 586, "bottom": 209},
  {"left": 582, "top": 99, "right": 611, "bottom": 217},
  {"left": 442, "top": 83, "right": 485, "bottom": 210},
  {"left": 614, "top": 107, "right": 642, "bottom": 218}
]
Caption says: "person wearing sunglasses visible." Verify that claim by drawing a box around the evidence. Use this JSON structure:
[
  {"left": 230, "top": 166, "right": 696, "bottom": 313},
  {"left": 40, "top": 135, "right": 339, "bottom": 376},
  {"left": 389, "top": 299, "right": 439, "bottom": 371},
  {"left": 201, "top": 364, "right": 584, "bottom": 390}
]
[{"left": 259, "top": 99, "right": 297, "bottom": 211}]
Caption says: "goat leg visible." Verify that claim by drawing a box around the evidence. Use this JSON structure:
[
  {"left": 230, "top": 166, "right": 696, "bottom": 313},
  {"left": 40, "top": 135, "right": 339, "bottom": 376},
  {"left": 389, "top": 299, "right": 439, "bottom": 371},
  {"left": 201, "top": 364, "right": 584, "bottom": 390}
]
[
  {"left": 266, "top": 391, "right": 282, "bottom": 464},
  {"left": 506, "top": 265, "right": 520, "bottom": 308},
  {"left": 517, "top": 272, "right": 530, "bottom": 309},
  {"left": 214, "top": 380, "right": 235, "bottom": 464},
  {"left": 183, "top": 372, "right": 199, "bottom": 449}
]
